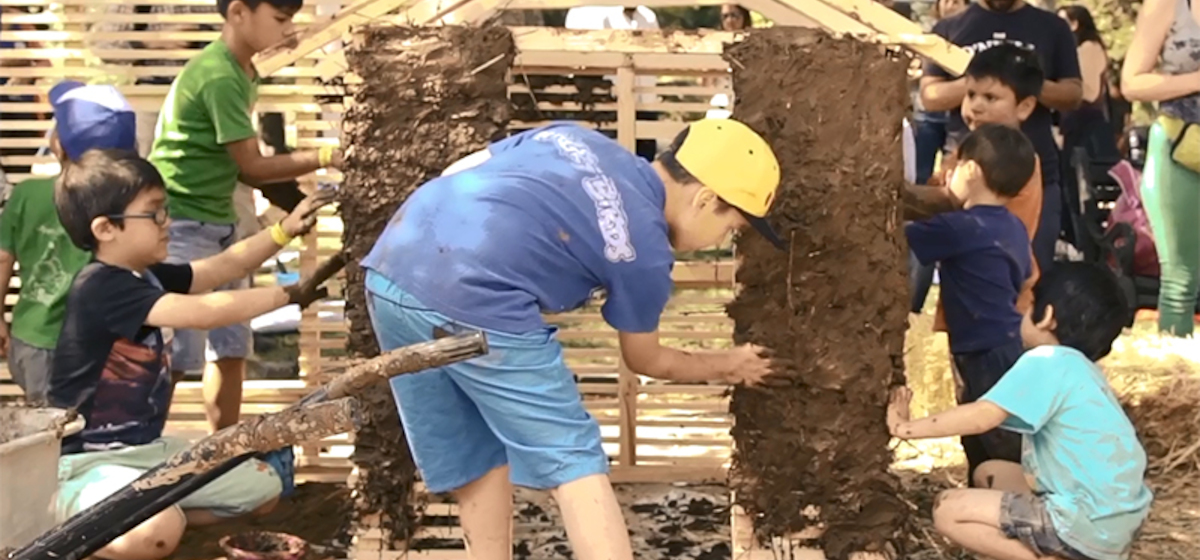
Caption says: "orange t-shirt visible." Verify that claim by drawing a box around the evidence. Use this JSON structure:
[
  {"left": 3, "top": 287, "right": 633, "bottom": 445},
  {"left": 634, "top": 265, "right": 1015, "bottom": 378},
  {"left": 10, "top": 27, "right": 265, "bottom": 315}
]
[{"left": 933, "top": 156, "right": 1043, "bottom": 332}]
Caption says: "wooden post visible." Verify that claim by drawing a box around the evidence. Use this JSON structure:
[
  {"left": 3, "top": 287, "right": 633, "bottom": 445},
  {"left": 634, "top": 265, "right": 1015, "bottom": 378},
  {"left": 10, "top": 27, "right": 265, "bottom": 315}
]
[
  {"left": 614, "top": 60, "right": 638, "bottom": 469},
  {"left": 616, "top": 359, "right": 638, "bottom": 468},
  {"left": 616, "top": 62, "right": 636, "bottom": 153}
]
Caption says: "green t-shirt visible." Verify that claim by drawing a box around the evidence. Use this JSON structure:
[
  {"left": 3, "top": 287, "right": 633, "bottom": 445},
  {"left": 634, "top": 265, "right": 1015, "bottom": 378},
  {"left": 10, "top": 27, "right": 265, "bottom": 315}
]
[
  {"left": 0, "top": 177, "right": 93, "bottom": 349},
  {"left": 149, "top": 39, "right": 260, "bottom": 224}
]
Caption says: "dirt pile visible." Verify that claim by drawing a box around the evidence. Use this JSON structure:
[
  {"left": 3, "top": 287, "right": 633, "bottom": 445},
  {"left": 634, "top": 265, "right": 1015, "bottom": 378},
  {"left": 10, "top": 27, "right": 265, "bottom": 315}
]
[
  {"left": 724, "top": 29, "right": 911, "bottom": 559},
  {"left": 1122, "top": 373, "right": 1200, "bottom": 478},
  {"left": 339, "top": 24, "right": 515, "bottom": 547}
]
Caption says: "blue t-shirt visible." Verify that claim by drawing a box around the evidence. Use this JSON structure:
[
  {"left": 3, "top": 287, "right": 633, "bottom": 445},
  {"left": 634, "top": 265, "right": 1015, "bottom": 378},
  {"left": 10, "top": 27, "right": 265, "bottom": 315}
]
[
  {"left": 906, "top": 205, "right": 1030, "bottom": 354},
  {"left": 981, "top": 346, "right": 1153, "bottom": 560},
  {"left": 362, "top": 123, "right": 676, "bottom": 334}
]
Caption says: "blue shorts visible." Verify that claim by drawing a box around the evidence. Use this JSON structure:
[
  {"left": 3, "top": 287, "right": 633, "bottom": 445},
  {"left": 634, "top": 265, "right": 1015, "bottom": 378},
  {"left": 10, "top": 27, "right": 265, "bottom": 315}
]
[
  {"left": 166, "top": 219, "right": 253, "bottom": 372},
  {"left": 364, "top": 270, "right": 607, "bottom": 494}
]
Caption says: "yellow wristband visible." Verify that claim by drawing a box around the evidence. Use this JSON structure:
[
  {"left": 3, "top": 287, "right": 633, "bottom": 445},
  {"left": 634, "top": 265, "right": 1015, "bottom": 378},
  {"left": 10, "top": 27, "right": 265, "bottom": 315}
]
[
  {"left": 318, "top": 146, "right": 334, "bottom": 168},
  {"left": 270, "top": 222, "right": 293, "bottom": 246}
]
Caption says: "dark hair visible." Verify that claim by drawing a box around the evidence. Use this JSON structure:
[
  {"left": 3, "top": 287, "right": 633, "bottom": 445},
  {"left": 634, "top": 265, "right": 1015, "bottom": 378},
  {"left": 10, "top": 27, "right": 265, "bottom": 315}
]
[
  {"left": 217, "top": 0, "right": 303, "bottom": 18},
  {"left": 657, "top": 127, "right": 701, "bottom": 185},
  {"left": 965, "top": 43, "right": 1045, "bottom": 102},
  {"left": 721, "top": 4, "right": 752, "bottom": 28},
  {"left": 1032, "top": 262, "right": 1129, "bottom": 360},
  {"left": 656, "top": 127, "right": 738, "bottom": 212},
  {"left": 955, "top": 123, "right": 1036, "bottom": 198},
  {"left": 55, "top": 149, "right": 165, "bottom": 251},
  {"left": 1057, "top": 5, "right": 1105, "bottom": 48}
]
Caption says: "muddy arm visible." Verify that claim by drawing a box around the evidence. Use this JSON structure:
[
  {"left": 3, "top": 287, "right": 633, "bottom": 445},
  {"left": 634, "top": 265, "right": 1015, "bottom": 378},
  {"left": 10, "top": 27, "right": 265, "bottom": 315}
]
[{"left": 903, "top": 183, "right": 959, "bottom": 221}]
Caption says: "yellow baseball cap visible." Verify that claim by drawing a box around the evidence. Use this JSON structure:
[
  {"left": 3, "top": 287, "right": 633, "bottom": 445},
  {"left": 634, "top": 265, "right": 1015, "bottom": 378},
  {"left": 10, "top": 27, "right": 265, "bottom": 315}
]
[{"left": 673, "top": 118, "right": 786, "bottom": 249}]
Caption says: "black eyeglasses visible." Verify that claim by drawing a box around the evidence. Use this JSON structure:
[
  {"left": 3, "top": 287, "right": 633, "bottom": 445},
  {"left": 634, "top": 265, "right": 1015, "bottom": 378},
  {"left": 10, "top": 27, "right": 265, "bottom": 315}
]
[{"left": 108, "top": 207, "right": 170, "bottom": 226}]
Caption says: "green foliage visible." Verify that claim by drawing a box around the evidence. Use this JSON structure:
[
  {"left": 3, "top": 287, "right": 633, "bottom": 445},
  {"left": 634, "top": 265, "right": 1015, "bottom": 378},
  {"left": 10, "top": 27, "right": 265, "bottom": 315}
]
[{"left": 655, "top": 6, "right": 721, "bottom": 29}]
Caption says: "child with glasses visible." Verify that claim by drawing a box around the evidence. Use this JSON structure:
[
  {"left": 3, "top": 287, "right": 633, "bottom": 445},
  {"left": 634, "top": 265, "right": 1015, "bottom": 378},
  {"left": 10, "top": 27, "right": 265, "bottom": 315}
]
[{"left": 47, "top": 148, "right": 334, "bottom": 560}]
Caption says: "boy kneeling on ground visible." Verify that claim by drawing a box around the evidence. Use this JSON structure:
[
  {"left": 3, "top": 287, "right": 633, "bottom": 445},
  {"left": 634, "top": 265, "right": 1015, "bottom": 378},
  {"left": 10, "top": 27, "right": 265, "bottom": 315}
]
[
  {"left": 888, "top": 262, "right": 1153, "bottom": 560},
  {"left": 48, "top": 149, "right": 334, "bottom": 560}
]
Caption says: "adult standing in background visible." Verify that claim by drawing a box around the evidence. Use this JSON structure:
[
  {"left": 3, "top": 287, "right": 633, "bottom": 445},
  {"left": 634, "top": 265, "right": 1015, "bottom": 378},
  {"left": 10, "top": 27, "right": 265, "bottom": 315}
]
[
  {"left": 719, "top": 4, "right": 752, "bottom": 30},
  {"left": 1121, "top": 0, "right": 1200, "bottom": 337},
  {"left": 1056, "top": 5, "right": 1119, "bottom": 161},
  {"left": 912, "top": 0, "right": 967, "bottom": 185},
  {"left": 920, "top": 0, "right": 1082, "bottom": 278}
]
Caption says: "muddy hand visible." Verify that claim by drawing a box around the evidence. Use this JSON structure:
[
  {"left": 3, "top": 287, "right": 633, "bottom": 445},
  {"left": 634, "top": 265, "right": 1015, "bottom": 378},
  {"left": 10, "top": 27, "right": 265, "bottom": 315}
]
[
  {"left": 284, "top": 282, "right": 329, "bottom": 311},
  {"left": 723, "top": 343, "right": 777, "bottom": 386},
  {"left": 886, "top": 386, "right": 912, "bottom": 436},
  {"left": 281, "top": 189, "right": 338, "bottom": 238}
]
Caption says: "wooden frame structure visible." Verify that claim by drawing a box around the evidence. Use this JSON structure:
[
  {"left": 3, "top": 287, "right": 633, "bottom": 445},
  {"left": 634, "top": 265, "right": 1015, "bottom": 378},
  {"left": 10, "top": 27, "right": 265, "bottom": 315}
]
[{"left": 1, "top": 1, "right": 968, "bottom": 558}]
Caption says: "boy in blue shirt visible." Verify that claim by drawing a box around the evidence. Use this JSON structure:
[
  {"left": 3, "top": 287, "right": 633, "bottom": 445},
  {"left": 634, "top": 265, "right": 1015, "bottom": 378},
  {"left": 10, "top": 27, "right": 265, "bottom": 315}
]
[
  {"left": 905, "top": 123, "right": 1036, "bottom": 485},
  {"left": 362, "top": 119, "right": 784, "bottom": 560},
  {"left": 887, "top": 262, "right": 1151, "bottom": 560},
  {"left": 905, "top": 44, "right": 1048, "bottom": 486}
]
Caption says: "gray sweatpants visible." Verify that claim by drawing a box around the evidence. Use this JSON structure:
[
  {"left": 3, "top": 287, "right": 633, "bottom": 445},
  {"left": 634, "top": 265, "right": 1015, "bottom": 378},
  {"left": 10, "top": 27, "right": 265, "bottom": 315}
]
[{"left": 9, "top": 337, "right": 52, "bottom": 406}]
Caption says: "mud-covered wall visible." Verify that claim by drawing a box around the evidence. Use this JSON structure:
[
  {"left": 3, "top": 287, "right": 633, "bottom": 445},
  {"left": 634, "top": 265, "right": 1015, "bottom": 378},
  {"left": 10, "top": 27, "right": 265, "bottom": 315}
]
[
  {"left": 724, "top": 30, "right": 911, "bottom": 559},
  {"left": 339, "top": 24, "right": 515, "bottom": 545}
]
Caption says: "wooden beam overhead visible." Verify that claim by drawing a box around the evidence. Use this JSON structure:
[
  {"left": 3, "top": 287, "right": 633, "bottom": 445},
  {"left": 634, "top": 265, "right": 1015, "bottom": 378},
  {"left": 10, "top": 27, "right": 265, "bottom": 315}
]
[
  {"left": 510, "top": 27, "right": 739, "bottom": 54},
  {"left": 255, "top": 0, "right": 969, "bottom": 81},
  {"left": 256, "top": 0, "right": 419, "bottom": 77},
  {"left": 787, "top": 0, "right": 971, "bottom": 74}
]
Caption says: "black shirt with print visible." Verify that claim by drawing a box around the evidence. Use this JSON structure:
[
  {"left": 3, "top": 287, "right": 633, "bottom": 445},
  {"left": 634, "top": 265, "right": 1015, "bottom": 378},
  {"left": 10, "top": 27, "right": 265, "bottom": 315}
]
[
  {"left": 50, "top": 261, "right": 194, "bottom": 454},
  {"left": 924, "top": 3, "right": 1082, "bottom": 187}
]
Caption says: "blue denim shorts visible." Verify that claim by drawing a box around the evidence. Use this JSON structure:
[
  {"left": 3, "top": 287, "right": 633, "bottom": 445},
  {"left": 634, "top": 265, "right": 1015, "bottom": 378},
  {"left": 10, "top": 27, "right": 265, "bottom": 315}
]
[
  {"left": 166, "top": 219, "right": 252, "bottom": 372},
  {"left": 1000, "top": 492, "right": 1094, "bottom": 560},
  {"left": 364, "top": 270, "right": 608, "bottom": 494}
]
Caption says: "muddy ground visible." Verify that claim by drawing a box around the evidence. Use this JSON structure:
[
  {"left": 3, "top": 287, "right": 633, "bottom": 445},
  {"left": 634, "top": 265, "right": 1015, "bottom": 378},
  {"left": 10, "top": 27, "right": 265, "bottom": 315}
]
[
  {"left": 723, "top": 30, "right": 911, "bottom": 559},
  {"left": 339, "top": 24, "right": 516, "bottom": 545},
  {"left": 174, "top": 483, "right": 351, "bottom": 560},
  {"left": 412, "top": 485, "right": 731, "bottom": 560}
]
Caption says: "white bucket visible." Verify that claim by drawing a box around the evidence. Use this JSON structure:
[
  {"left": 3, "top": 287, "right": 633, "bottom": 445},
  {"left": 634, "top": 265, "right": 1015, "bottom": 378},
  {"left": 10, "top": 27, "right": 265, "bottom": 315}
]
[{"left": 0, "top": 407, "right": 85, "bottom": 550}]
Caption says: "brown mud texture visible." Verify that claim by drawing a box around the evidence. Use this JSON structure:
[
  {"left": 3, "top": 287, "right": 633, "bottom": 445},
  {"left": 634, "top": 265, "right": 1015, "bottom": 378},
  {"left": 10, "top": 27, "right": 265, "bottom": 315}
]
[
  {"left": 339, "top": 25, "right": 515, "bottom": 546},
  {"left": 724, "top": 29, "right": 911, "bottom": 559},
  {"left": 173, "top": 483, "right": 350, "bottom": 560}
]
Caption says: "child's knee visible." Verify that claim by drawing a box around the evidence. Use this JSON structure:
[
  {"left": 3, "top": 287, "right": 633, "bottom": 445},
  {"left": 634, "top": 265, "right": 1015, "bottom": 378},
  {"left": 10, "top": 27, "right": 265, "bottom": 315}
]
[
  {"left": 99, "top": 506, "right": 186, "bottom": 560},
  {"left": 973, "top": 459, "right": 1028, "bottom": 492},
  {"left": 973, "top": 460, "right": 1005, "bottom": 488},
  {"left": 931, "top": 489, "right": 965, "bottom": 532}
]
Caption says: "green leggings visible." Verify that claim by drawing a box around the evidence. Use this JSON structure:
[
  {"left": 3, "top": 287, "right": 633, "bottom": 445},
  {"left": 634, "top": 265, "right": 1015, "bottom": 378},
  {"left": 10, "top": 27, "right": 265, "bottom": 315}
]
[{"left": 1142, "top": 121, "right": 1200, "bottom": 336}]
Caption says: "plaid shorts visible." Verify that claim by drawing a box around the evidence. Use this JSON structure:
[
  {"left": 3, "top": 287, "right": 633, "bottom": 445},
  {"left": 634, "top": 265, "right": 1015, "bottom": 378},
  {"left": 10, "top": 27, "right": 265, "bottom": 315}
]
[{"left": 999, "top": 493, "right": 1094, "bottom": 560}]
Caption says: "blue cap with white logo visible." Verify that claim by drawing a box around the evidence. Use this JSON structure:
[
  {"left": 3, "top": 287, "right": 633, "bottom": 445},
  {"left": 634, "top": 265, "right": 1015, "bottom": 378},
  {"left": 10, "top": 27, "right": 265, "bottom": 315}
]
[{"left": 48, "top": 81, "right": 137, "bottom": 161}]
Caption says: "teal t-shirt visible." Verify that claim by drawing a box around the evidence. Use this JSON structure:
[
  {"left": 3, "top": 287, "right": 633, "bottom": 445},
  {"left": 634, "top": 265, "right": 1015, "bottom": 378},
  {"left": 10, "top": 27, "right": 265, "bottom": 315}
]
[
  {"left": 981, "top": 345, "right": 1153, "bottom": 560},
  {"left": 0, "top": 177, "right": 93, "bottom": 349},
  {"left": 149, "top": 39, "right": 259, "bottom": 225}
]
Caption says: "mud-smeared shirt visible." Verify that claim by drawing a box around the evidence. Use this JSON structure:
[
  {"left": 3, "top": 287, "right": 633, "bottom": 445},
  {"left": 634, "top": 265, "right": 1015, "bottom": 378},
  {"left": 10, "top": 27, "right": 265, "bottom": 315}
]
[
  {"left": 50, "top": 261, "right": 193, "bottom": 454},
  {"left": 906, "top": 205, "right": 1031, "bottom": 354},
  {"left": 924, "top": 4, "right": 1081, "bottom": 187},
  {"left": 362, "top": 123, "right": 675, "bottom": 335},
  {"left": 982, "top": 346, "right": 1153, "bottom": 560}
]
